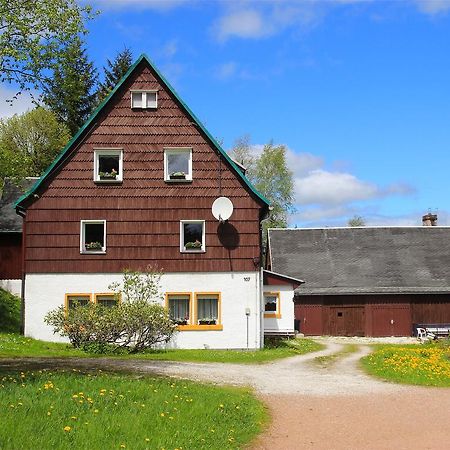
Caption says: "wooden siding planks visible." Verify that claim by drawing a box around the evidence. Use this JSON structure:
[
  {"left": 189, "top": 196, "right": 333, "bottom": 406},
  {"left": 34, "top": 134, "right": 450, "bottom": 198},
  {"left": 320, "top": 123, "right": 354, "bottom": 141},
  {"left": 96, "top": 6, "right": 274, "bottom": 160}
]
[{"left": 24, "top": 60, "right": 263, "bottom": 274}]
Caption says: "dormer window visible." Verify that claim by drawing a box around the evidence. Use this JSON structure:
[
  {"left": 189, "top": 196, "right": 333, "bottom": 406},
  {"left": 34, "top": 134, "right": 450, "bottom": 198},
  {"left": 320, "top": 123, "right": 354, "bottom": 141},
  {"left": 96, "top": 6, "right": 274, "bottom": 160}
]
[
  {"left": 94, "top": 149, "right": 123, "bottom": 183},
  {"left": 131, "top": 90, "right": 157, "bottom": 109},
  {"left": 164, "top": 148, "right": 192, "bottom": 182}
]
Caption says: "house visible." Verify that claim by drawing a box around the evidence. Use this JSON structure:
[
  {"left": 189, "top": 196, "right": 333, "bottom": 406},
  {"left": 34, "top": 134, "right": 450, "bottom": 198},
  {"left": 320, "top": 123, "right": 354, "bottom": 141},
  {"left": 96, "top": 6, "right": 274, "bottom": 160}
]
[
  {"left": 13, "top": 54, "right": 298, "bottom": 349},
  {"left": 267, "top": 226, "right": 450, "bottom": 337},
  {"left": 0, "top": 178, "right": 37, "bottom": 296}
]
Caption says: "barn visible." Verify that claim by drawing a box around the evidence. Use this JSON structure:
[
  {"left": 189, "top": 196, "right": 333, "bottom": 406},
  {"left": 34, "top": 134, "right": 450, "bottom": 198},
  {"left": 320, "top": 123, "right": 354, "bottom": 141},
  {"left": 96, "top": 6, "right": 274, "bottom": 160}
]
[
  {"left": 266, "top": 226, "right": 450, "bottom": 337},
  {"left": 0, "top": 179, "right": 36, "bottom": 296}
]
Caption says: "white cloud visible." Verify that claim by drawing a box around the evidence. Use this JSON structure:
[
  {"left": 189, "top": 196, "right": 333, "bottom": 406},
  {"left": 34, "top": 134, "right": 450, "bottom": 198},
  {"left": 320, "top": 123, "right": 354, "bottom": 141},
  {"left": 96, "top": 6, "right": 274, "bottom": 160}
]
[
  {"left": 0, "top": 87, "right": 36, "bottom": 119},
  {"left": 295, "top": 169, "right": 379, "bottom": 205},
  {"left": 215, "top": 9, "right": 270, "bottom": 41},
  {"left": 215, "top": 62, "right": 238, "bottom": 80},
  {"left": 414, "top": 0, "right": 450, "bottom": 15}
]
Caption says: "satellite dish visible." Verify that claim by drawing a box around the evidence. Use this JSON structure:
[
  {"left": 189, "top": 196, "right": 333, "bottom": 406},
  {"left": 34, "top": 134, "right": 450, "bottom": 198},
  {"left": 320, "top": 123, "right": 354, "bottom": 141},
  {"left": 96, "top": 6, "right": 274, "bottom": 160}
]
[{"left": 212, "top": 197, "right": 234, "bottom": 222}]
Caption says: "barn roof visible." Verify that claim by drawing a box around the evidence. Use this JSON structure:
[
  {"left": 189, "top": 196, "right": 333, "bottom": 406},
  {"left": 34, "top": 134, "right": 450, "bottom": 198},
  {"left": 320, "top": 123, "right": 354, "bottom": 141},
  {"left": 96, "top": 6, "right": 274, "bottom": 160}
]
[
  {"left": 0, "top": 178, "right": 38, "bottom": 232},
  {"left": 15, "top": 54, "right": 270, "bottom": 211},
  {"left": 267, "top": 227, "right": 450, "bottom": 295}
]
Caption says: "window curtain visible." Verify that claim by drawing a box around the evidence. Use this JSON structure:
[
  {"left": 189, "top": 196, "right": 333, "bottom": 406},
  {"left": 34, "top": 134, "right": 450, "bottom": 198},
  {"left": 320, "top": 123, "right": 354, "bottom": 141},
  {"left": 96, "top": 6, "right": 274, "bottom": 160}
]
[
  {"left": 198, "top": 298, "right": 218, "bottom": 320},
  {"left": 169, "top": 298, "right": 190, "bottom": 320}
]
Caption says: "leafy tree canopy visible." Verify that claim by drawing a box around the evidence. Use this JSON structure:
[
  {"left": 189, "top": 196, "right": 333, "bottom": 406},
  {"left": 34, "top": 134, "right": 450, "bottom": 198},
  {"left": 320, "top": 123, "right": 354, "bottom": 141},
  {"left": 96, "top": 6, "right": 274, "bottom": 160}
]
[
  {"left": 97, "top": 47, "right": 133, "bottom": 104},
  {"left": 42, "top": 36, "right": 98, "bottom": 135},
  {"left": 0, "top": 107, "right": 70, "bottom": 180},
  {"left": 348, "top": 215, "right": 366, "bottom": 227},
  {"left": 0, "top": 0, "right": 96, "bottom": 95},
  {"left": 230, "top": 136, "right": 295, "bottom": 232}
]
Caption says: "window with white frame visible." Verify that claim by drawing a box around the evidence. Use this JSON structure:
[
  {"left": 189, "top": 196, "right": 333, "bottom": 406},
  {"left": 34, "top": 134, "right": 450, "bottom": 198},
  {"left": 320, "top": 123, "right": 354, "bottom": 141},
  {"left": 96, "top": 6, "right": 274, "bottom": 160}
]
[
  {"left": 164, "top": 148, "right": 192, "bottom": 181},
  {"left": 167, "top": 293, "right": 191, "bottom": 325},
  {"left": 196, "top": 293, "right": 220, "bottom": 325},
  {"left": 264, "top": 292, "right": 280, "bottom": 317},
  {"left": 180, "top": 220, "right": 205, "bottom": 252},
  {"left": 131, "top": 90, "right": 157, "bottom": 109},
  {"left": 80, "top": 220, "right": 106, "bottom": 253},
  {"left": 94, "top": 149, "right": 123, "bottom": 182}
]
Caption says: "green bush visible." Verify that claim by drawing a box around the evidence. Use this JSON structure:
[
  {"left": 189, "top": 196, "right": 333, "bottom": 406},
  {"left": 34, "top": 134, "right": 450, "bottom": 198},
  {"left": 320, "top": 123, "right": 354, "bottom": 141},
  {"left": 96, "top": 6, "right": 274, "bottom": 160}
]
[
  {"left": 44, "top": 267, "right": 177, "bottom": 353},
  {"left": 0, "top": 288, "right": 21, "bottom": 332}
]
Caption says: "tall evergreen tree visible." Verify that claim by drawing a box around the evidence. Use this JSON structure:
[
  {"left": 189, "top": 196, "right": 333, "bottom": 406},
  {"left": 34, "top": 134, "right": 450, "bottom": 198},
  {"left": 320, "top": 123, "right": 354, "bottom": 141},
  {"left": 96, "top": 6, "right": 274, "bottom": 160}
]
[
  {"left": 42, "top": 37, "right": 98, "bottom": 135},
  {"left": 97, "top": 47, "right": 133, "bottom": 103}
]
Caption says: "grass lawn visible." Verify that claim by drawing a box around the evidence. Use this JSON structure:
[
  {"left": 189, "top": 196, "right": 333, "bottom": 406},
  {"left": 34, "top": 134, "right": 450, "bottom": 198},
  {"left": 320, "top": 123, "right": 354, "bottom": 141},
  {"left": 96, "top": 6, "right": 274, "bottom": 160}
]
[
  {"left": 0, "top": 368, "right": 266, "bottom": 449},
  {"left": 0, "top": 333, "right": 324, "bottom": 364},
  {"left": 361, "top": 341, "right": 450, "bottom": 387}
]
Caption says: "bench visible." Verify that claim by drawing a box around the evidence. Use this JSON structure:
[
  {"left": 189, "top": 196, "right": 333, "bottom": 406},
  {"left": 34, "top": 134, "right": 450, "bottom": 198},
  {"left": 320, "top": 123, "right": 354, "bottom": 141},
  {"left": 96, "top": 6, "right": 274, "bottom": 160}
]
[
  {"left": 264, "top": 330, "right": 297, "bottom": 338},
  {"left": 414, "top": 323, "right": 450, "bottom": 338}
]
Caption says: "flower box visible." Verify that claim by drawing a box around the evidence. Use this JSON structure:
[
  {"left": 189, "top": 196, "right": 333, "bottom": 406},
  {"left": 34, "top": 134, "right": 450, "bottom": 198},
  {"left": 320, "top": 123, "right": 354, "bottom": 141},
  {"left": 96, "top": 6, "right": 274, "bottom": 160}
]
[
  {"left": 170, "top": 171, "right": 186, "bottom": 180},
  {"left": 85, "top": 242, "right": 102, "bottom": 251},
  {"left": 185, "top": 241, "right": 202, "bottom": 250},
  {"left": 198, "top": 319, "right": 216, "bottom": 326}
]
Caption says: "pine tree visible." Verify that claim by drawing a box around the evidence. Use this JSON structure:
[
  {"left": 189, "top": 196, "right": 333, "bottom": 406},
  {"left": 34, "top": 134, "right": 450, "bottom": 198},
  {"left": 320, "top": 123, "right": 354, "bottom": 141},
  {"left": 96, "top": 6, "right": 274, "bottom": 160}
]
[
  {"left": 42, "top": 37, "right": 98, "bottom": 136},
  {"left": 97, "top": 47, "right": 133, "bottom": 103}
]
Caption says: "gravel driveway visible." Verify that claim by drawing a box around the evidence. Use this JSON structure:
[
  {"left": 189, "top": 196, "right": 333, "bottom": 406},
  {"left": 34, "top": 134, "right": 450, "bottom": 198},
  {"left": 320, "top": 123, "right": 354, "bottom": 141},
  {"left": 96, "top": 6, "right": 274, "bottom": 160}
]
[{"left": 2, "top": 338, "right": 450, "bottom": 449}]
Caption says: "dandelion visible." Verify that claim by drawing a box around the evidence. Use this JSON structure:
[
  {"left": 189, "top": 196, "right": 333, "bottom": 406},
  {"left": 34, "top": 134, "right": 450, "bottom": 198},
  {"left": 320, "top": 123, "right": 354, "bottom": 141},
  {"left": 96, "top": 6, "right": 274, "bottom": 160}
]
[
  {"left": 71, "top": 416, "right": 77, "bottom": 420},
  {"left": 94, "top": 409, "right": 99, "bottom": 413},
  {"left": 145, "top": 438, "right": 150, "bottom": 442},
  {"left": 63, "top": 426, "right": 72, "bottom": 432},
  {"left": 160, "top": 413, "right": 165, "bottom": 417},
  {"left": 120, "top": 445, "right": 126, "bottom": 449},
  {"left": 47, "top": 412, "right": 51, "bottom": 416}
]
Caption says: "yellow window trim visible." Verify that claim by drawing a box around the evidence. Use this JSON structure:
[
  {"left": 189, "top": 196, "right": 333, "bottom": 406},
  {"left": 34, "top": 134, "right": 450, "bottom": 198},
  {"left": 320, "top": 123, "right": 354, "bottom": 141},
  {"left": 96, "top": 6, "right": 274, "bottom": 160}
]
[
  {"left": 94, "top": 292, "right": 121, "bottom": 305},
  {"left": 165, "top": 292, "right": 193, "bottom": 326},
  {"left": 264, "top": 292, "right": 281, "bottom": 318},
  {"left": 195, "top": 292, "right": 222, "bottom": 327},
  {"left": 176, "top": 324, "right": 223, "bottom": 331},
  {"left": 65, "top": 293, "right": 92, "bottom": 316}
]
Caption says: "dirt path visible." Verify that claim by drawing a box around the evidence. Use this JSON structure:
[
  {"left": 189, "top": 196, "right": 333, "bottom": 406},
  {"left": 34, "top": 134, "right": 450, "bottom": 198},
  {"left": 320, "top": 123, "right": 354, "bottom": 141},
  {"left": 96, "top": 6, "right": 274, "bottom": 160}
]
[{"left": 2, "top": 339, "right": 450, "bottom": 449}]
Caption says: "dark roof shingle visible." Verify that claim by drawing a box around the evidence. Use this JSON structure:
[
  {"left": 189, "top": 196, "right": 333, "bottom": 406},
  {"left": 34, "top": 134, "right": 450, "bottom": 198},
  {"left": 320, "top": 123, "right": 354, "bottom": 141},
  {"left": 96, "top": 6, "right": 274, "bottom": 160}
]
[
  {"left": 0, "top": 178, "right": 37, "bottom": 232},
  {"left": 268, "top": 227, "right": 450, "bottom": 295}
]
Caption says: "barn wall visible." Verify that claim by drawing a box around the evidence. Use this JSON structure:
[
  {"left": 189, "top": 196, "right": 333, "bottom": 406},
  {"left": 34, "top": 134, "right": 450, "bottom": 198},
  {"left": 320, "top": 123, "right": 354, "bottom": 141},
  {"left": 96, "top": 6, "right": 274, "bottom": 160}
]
[
  {"left": 295, "top": 294, "right": 450, "bottom": 337},
  {"left": 0, "top": 233, "right": 22, "bottom": 280},
  {"left": 23, "top": 61, "right": 263, "bottom": 274}
]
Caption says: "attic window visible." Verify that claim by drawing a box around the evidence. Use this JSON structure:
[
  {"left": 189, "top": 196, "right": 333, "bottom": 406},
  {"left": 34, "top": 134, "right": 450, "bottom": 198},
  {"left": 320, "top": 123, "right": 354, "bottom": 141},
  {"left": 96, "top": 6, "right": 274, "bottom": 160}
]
[
  {"left": 131, "top": 90, "right": 157, "bottom": 109},
  {"left": 94, "top": 149, "right": 123, "bottom": 183},
  {"left": 180, "top": 220, "right": 205, "bottom": 252},
  {"left": 164, "top": 148, "right": 192, "bottom": 182},
  {"left": 80, "top": 220, "right": 106, "bottom": 254}
]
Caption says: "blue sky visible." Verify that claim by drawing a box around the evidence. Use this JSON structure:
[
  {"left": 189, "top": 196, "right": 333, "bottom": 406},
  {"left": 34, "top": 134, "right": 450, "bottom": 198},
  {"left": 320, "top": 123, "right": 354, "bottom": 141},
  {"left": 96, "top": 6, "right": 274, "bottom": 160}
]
[{"left": 2, "top": 0, "right": 450, "bottom": 226}]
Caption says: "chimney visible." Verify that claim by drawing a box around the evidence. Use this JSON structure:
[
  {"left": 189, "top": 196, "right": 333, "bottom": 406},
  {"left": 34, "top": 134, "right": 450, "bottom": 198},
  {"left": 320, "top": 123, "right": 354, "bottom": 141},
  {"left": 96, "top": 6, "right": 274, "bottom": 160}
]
[{"left": 422, "top": 213, "right": 438, "bottom": 226}]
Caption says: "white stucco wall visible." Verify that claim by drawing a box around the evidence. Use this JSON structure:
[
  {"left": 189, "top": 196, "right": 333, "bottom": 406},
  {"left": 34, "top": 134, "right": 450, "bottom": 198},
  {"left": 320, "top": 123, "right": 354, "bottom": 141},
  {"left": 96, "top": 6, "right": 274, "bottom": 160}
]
[
  {"left": 263, "top": 285, "right": 295, "bottom": 333},
  {"left": 0, "top": 279, "right": 22, "bottom": 297},
  {"left": 24, "top": 271, "right": 262, "bottom": 349}
]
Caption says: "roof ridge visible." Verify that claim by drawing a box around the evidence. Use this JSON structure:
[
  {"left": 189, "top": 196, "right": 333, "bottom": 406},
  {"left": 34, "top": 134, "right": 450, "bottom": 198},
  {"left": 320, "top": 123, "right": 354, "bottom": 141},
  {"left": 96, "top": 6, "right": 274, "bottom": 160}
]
[{"left": 15, "top": 54, "right": 270, "bottom": 210}]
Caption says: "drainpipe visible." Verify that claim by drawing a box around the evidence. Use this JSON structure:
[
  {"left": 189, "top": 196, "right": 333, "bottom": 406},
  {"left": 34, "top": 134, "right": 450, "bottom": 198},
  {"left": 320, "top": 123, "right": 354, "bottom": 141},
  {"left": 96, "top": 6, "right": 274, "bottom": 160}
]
[{"left": 16, "top": 206, "right": 26, "bottom": 335}]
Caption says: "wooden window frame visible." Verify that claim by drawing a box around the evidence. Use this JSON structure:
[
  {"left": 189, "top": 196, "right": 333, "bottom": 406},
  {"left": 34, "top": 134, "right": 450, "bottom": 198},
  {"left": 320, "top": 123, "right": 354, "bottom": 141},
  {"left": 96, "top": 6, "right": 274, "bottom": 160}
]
[
  {"left": 180, "top": 220, "right": 205, "bottom": 253},
  {"left": 193, "top": 292, "right": 223, "bottom": 331},
  {"left": 164, "top": 147, "right": 193, "bottom": 182},
  {"left": 65, "top": 293, "right": 92, "bottom": 316},
  {"left": 94, "top": 293, "right": 121, "bottom": 307},
  {"left": 130, "top": 90, "right": 158, "bottom": 109},
  {"left": 264, "top": 292, "right": 281, "bottom": 318},
  {"left": 80, "top": 220, "right": 107, "bottom": 254},
  {"left": 165, "top": 292, "right": 192, "bottom": 330},
  {"left": 93, "top": 148, "right": 123, "bottom": 183}
]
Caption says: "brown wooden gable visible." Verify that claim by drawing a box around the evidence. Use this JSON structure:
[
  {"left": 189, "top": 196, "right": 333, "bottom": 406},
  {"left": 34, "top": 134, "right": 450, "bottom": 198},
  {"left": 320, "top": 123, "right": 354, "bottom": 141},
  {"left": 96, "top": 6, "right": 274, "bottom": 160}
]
[{"left": 23, "top": 58, "right": 265, "bottom": 273}]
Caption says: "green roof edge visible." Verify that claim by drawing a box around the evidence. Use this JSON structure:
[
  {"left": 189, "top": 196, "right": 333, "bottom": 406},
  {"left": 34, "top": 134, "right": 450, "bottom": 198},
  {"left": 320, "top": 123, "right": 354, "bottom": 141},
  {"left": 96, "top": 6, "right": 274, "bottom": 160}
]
[{"left": 15, "top": 54, "right": 270, "bottom": 209}]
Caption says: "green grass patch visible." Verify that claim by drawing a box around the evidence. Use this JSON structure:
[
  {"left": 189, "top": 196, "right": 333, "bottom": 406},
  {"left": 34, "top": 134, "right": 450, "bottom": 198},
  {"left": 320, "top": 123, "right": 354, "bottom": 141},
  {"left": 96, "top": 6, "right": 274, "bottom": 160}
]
[
  {"left": 0, "top": 368, "right": 266, "bottom": 449},
  {"left": 0, "top": 289, "right": 20, "bottom": 333},
  {"left": 361, "top": 341, "right": 450, "bottom": 387},
  {"left": 0, "top": 334, "right": 323, "bottom": 364},
  {"left": 313, "top": 344, "right": 359, "bottom": 368}
]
